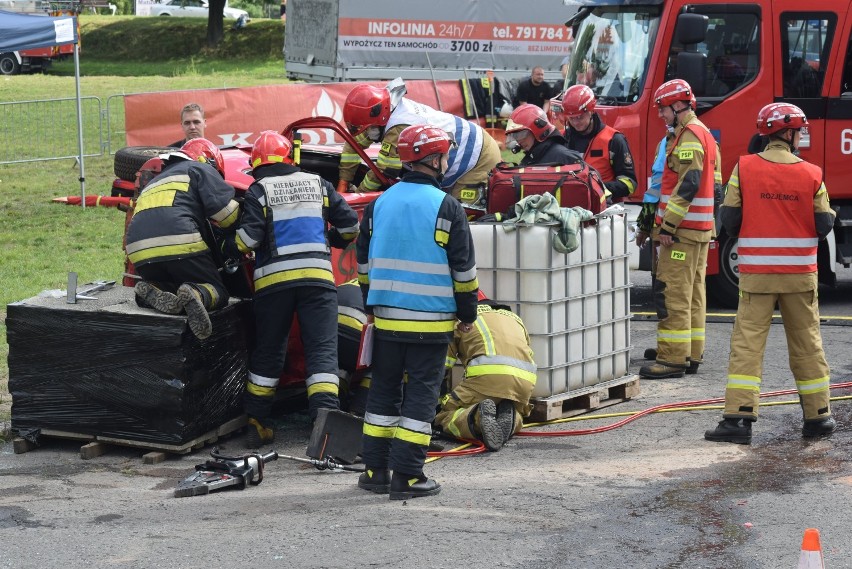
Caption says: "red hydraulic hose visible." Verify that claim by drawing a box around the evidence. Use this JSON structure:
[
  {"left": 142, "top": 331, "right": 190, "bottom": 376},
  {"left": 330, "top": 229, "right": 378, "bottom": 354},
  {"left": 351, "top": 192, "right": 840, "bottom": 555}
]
[
  {"left": 426, "top": 382, "right": 852, "bottom": 458},
  {"left": 516, "top": 381, "right": 852, "bottom": 437}
]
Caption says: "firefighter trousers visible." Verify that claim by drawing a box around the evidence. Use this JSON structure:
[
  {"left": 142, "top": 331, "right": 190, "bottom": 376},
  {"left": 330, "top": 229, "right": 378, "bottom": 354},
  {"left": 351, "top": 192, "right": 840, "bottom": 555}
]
[
  {"left": 243, "top": 286, "right": 340, "bottom": 422},
  {"left": 652, "top": 237, "right": 708, "bottom": 366},
  {"left": 724, "top": 289, "right": 831, "bottom": 421},
  {"left": 135, "top": 253, "right": 229, "bottom": 311},
  {"left": 435, "top": 382, "right": 525, "bottom": 442},
  {"left": 361, "top": 337, "right": 447, "bottom": 477}
]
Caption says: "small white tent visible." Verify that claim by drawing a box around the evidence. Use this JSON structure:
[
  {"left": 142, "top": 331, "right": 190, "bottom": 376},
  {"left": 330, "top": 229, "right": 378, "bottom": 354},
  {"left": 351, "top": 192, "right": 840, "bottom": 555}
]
[{"left": 0, "top": 10, "right": 86, "bottom": 204}]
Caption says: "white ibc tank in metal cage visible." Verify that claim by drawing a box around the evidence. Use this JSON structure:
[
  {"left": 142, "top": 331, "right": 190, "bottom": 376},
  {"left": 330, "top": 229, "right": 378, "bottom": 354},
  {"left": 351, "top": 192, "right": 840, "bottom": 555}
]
[{"left": 471, "top": 213, "right": 631, "bottom": 398}]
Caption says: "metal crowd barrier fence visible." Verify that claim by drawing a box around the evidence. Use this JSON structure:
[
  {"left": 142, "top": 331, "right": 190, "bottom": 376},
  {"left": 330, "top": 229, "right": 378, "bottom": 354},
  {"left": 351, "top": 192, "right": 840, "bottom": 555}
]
[{"left": 0, "top": 96, "right": 104, "bottom": 165}]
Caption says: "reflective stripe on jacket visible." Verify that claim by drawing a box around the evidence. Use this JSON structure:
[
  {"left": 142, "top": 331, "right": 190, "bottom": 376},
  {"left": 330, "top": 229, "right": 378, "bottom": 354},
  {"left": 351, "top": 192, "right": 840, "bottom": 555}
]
[
  {"left": 656, "top": 121, "right": 717, "bottom": 231},
  {"left": 126, "top": 158, "right": 237, "bottom": 266},
  {"left": 737, "top": 155, "right": 821, "bottom": 274}
]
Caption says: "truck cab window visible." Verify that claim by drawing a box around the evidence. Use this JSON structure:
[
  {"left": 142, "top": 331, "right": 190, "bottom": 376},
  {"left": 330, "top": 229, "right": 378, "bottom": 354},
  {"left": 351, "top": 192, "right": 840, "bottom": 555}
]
[
  {"left": 666, "top": 8, "right": 760, "bottom": 99},
  {"left": 782, "top": 15, "right": 835, "bottom": 98},
  {"left": 843, "top": 36, "right": 852, "bottom": 97}
]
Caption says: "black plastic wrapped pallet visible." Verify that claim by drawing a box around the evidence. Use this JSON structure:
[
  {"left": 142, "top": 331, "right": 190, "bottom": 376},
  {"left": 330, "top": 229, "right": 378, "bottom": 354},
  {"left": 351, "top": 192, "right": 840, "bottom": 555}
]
[{"left": 6, "top": 286, "right": 253, "bottom": 445}]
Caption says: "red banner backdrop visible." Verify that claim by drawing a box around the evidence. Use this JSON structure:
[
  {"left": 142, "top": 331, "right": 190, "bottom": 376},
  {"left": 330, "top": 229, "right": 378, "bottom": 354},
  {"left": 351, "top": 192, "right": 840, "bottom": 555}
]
[{"left": 124, "top": 80, "right": 468, "bottom": 147}]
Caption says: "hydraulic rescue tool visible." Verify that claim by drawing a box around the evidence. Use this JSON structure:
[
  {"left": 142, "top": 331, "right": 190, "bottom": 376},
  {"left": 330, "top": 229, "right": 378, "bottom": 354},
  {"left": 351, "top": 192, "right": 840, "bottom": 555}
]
[{"left": 174, "top": 447, "right": 364, "bottom": 498}]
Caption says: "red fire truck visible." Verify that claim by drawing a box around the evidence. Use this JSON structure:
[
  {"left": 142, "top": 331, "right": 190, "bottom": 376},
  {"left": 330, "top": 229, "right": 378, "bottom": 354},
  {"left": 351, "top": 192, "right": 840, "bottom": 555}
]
[{"left": 562, "top": 0, "right": 852, "bottom": 307}]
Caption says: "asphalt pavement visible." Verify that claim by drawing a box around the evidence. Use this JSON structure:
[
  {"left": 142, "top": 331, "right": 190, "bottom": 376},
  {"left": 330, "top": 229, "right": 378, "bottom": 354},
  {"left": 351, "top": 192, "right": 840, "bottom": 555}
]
[{"left": 2, "top": 269, "right": 852, "bottom": 569}]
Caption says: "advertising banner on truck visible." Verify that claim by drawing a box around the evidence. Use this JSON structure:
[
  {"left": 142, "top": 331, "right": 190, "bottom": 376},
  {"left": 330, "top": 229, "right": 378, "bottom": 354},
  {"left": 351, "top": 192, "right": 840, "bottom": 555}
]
[{"left": 285, "top": 0, "right": 574, "bottom": 82}]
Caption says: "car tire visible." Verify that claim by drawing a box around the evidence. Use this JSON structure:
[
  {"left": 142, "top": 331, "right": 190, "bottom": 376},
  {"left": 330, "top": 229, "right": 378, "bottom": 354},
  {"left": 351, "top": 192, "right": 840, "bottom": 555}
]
[
  {"left": 0, "top": 53, "right": 21, "bottom": 76},
  {"left": 707, "top": 231, "right": 740, "bottom": 309},
  {"left": 114, "top": 146, "right": 174, "bottom": 182}
]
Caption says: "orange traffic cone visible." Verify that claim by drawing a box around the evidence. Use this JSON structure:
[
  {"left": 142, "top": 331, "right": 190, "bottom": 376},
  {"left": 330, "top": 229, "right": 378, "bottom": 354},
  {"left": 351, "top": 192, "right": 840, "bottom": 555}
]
[{"left": 798, "top": 528, "right": 825, "bottom": 569}]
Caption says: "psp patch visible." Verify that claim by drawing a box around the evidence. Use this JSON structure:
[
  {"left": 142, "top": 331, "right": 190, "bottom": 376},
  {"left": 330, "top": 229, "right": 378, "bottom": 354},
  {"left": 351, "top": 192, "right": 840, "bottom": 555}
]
[
  {"left": 380, "top": 142, "right": 393, "bottom": 155},
  {"left": 671, "top": 250, "right": 687, "bottom": 261},
  {"left": 678, "top": 149, "right": 694, "bottom": 162},
  {"left": 460, "top": 189, "right": 478, "bottom": 201}
]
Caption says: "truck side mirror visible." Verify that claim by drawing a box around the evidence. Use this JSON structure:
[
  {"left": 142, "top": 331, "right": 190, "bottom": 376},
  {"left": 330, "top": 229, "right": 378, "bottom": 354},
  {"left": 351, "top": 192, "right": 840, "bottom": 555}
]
[
  {"left": 677, "top": 51, "right": 707, "bottom": 95},
  {"left": 676, "top": 13, "right": 708, "bottom": 45}
]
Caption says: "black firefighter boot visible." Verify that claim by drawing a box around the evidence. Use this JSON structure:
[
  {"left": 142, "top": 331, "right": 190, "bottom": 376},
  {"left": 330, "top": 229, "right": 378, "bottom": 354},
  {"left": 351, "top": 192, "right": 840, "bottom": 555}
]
[
  {"left": 704, "top": 418, "right": 753, "bottom": 444},
  {"left": 475, "top": 399, "right": 504, "bottom": 452},
  {"left": 358, "top": 468, "right": 391, "bottom": 494},
  {"left": 802, "top": 416, "right": 837, "bottom": 438},
  {"left": 389, "top": 472, "right": 441, "bottom": 501}
]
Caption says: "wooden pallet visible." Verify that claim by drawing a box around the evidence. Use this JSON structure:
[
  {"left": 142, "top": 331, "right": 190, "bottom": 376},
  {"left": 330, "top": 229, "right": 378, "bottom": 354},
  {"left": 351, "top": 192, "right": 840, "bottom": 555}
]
[
  {"left": 528, "top": 375, "right": 640, "bottom": 423},
  {"left": 12, "top": 415, "right": 247, "bottom": 463}
]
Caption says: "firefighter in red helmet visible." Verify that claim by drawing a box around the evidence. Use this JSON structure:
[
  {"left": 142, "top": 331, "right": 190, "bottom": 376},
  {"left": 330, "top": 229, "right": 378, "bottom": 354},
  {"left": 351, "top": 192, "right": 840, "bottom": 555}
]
[
  {"left": 705, "top": 103, "right": 836, "bottom": 444},
  {"left": 355, "top": 124, "right": 478, "bottom": 500},
  {"left": 337, "top": 80, "right": 501, "bottom": 207},
  {"left": 222, "top": 130, "right": 360, "bottom": 447},
  {"left": 505, "top": 103, "right": 582, "bottom": 166},
  {"left": 640, "top": 79, "right": 722, "bottom": 380},
  {"left": 126, "top": 138, "right": 238, "bottom": 340},
  {"left": 556, "top": 84, "right": 637, "bottom": 201}
]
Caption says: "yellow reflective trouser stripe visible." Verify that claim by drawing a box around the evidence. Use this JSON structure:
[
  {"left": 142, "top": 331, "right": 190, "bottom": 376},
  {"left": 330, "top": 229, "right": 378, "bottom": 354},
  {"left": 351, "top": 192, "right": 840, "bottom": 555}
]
[
  {"left": 127, "top": 240, "right": 208, "bottom": 264},
  {"left": 374, "top": 317, "right": 455, "bottom": 333},
  {"left": 360, "top": 376, "right": 371, "bottom": 388},
  {"left": 255, "top": 268, "right": 334, "bottom": 291},
  {"left": 247, "top": 383, "right": 275, "bottom": 397},
  {"left": 796, "top": 376, "right": 830, "bottom": 395},
  {"left": 364, "top": 424, "right": 396, "bottom": 439},
  {"left": 726, "top": 374, "right": 761, "bottom": 392},
  {"left": 198, "top": 283, "right": 218, "bottom": 306},
  {"left": 307, "top": 383, "right": 339, "bottom": 397},
  {"left": 658, "top": 329, "right": 691, "bottom": 343},
  {"left": 447, "top": 408, "right": 466, "bottom": 438},
  {"left": 395, "top": 427, "right": 430, "bottom": 446},
  {"left": 466, "top": 364, "right": 537, "bottom": 384},
  {"left": 453, "top": 277, "right": 479, "bottom": 293},
  {"left": 691, "top": 328, "right": 705, "bottom": 340}
]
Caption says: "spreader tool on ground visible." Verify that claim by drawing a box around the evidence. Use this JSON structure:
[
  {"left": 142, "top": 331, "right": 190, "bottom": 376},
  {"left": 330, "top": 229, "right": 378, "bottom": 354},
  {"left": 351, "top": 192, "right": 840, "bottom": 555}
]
[
  {"left": 175, "top": 449, "right": 279, "bottom": 498},
  {"left": 174, "top": 445, "right": 365, "bottom": 498}
]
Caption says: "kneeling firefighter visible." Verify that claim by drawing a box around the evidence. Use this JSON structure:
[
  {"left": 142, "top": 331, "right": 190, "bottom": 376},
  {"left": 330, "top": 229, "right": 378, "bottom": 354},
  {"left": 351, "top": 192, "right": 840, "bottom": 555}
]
[{"left": 435, "top": 292, "right": 537, "bottom": 451}]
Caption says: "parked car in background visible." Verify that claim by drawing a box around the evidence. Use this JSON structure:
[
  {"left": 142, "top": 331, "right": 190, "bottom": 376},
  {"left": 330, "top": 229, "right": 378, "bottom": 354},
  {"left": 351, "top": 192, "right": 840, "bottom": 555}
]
[{"left": 149, "top": 0, "right": 250, "bottom": 21}]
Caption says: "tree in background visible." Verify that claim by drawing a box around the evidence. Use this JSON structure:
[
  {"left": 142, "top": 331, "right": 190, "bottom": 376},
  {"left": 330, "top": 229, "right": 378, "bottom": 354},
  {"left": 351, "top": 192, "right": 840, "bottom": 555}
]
[{"left": 207, "top": 0, "right": 225, "bottom": 46}]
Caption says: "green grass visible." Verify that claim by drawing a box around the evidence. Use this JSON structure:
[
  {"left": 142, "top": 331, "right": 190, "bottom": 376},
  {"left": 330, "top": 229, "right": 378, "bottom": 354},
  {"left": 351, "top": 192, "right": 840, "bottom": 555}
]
[{"left": 0, "top": 14, "right": 291, "bottom": 428}]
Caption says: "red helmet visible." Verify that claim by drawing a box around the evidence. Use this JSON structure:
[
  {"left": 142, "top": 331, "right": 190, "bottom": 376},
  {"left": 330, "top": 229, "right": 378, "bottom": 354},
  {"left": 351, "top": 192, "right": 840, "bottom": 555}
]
[
  {"left": 561, "top": 84, "right": 597, "bottom": 118},
  {"left": 756, "top": 103, "right": 808, "bottom": 136},
  {"left": 250, "top": 130, "right": 293, "bottom": 169},
  {"left": 343, "top": 85, "right": 391, "bottom": 136},
  {"left": 654, "top": 79, "right": 693, "bottom": 108},
  {"left": 397, "top": 125, "right": 454, "bottom": 163},
  {"left": 181, "top": 138, "right": 224, "bottom": 175},
  {"left": 506, "top": 104, "right": 554, "bottom": 142}
]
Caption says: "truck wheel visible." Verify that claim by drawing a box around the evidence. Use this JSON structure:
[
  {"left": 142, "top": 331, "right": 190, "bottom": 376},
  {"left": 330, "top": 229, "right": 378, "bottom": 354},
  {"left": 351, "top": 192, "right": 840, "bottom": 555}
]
[
  {"left": 114, "top": 146, "right": 173, "bottom": 182},
  {"left": 0, "top": 53, "right": 20, "bottom": 75},
  {"left": 707, "top": 233, "right": 740, "bottom": 309}
]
